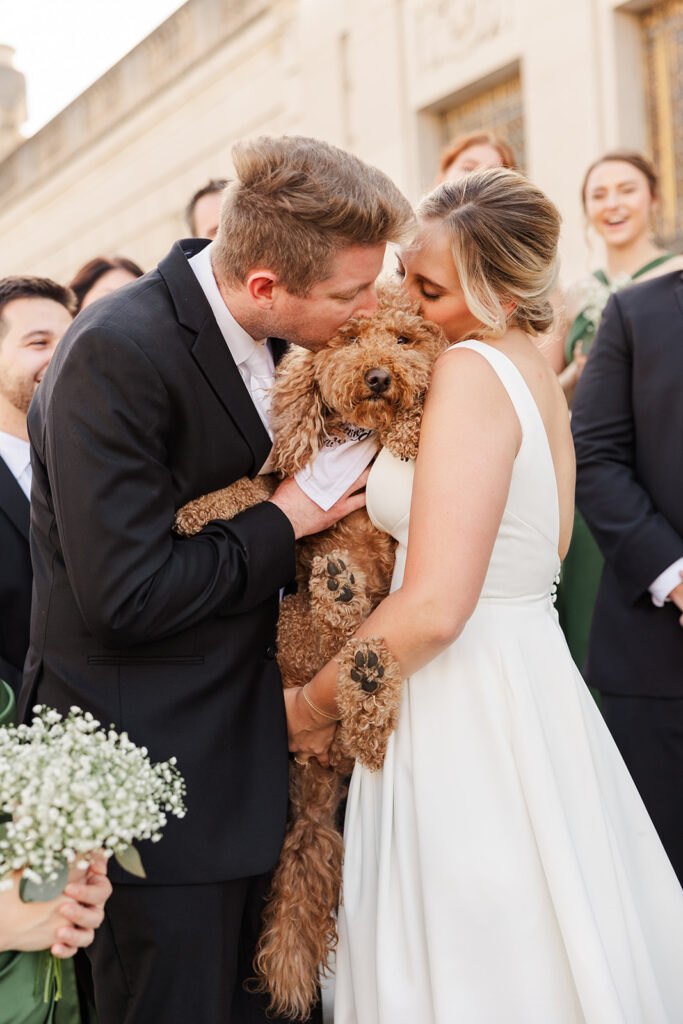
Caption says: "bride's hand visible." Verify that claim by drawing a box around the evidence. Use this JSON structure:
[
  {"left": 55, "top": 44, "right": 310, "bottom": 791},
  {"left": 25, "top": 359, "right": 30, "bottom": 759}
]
[{"left": 284, "top": 687, "right": 336, "bottom": 768}]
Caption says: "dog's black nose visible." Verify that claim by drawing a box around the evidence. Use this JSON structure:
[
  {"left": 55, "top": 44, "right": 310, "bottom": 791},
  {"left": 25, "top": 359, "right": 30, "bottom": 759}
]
[{"left": 364, "top": 368, "right": 391, "bottom": 394}]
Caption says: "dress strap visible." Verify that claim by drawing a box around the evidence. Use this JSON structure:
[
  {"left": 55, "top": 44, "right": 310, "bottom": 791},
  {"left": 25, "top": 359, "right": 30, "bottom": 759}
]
[
  {"left": 446, "top": 339, "right": 560, "bottom": 553},
  {"left": 446, "top": 339, "right": 544, "bottom": 439}
]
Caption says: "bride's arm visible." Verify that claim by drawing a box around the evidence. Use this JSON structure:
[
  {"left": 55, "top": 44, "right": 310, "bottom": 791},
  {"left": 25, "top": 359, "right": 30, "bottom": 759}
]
[{"left": 287, "top": 347, "right": 521, "bottom": 759}]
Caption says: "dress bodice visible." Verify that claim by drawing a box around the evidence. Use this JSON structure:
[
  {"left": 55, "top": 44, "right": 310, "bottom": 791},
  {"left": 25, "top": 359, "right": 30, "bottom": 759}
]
[{"left": 367, "top": 340, "right": 561, "bottom": 603}]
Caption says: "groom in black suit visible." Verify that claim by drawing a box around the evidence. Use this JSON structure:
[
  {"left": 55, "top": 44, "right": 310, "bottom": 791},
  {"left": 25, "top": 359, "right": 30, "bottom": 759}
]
[
  {"left": 571, "top": 269, "right": 683, "bottom": 884},
  {"left": 19, "top": 135, "right": 412, "bottom": 1024}
]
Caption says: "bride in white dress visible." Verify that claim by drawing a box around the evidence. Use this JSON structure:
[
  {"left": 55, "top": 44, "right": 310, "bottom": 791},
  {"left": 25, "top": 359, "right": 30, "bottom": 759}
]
[{"left": 284, "top": 168, "right": 683, "bottom": 1023}]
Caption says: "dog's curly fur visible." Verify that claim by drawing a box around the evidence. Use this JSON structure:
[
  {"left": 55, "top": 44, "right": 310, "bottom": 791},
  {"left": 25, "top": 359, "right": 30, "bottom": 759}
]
[{"left": 174, "top": 282, "right": 446, "bottom": 1018}]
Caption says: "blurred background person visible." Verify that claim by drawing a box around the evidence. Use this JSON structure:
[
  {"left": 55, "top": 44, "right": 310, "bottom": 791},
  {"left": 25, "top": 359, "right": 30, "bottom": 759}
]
[
  {"left": 185, "top": 178, "right": 229, "bottom": 239},
  {"left": 556, "top": 152, "right": 683, "bottom": 406},
  {"left": 0, "top": 273, "right": 106, "bottom": 1022},
  {"left": 0, "top": 276, "right": 75, "bottom": 699},
  {"left": 69, "top": 256, "right": 144, "bottom": 313},
  {"left": 551, "top": 152, "right": 683, "bottom": 674},
  {"left": 437, "top": 130, "right": 515, "bottom": 184}
]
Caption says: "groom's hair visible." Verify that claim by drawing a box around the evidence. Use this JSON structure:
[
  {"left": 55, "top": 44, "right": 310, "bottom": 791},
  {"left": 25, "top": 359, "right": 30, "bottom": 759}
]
[{"left": 212, "top": 135, "right": 413, "bottom": 296}]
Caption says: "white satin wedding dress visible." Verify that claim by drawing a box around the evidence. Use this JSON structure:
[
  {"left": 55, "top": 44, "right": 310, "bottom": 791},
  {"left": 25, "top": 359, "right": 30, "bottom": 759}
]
[{"left": 334, "top": 340, "right": 683, "bottom": 1024}]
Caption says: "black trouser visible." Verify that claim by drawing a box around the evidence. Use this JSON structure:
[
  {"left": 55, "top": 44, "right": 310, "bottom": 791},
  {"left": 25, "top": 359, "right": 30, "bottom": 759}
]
[
  {"left": 86, "top": 872, "right": 323, "bottom": 1024},
  {"left": 601, "top": 693, "right": 683, "bottom": 885}
]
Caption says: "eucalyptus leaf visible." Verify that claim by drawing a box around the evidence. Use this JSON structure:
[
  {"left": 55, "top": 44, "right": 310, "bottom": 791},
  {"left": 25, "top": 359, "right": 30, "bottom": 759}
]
[
  {"left": 114, "top": 844, "right": 147, "bottom": 879},
  {"left": 19, "top": 861, "right": 69, "bottom": 903}
]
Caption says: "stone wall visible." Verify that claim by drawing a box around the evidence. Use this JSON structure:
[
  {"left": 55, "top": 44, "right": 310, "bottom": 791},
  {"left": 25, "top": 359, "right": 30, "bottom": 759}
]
[{"left": 0, "top": 0, "right": 658, "bottom": 284}]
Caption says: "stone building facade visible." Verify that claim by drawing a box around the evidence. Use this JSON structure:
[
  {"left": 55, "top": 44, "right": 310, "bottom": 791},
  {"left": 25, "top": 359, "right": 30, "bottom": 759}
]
[{"left": 0, "top": 0, "right": 680, "bottom": 284}]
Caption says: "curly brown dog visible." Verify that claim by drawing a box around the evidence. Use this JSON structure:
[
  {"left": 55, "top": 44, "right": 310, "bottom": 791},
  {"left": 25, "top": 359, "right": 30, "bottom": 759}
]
[{"left": 174, "top": 282, "right": 446, "bottom": 1018}]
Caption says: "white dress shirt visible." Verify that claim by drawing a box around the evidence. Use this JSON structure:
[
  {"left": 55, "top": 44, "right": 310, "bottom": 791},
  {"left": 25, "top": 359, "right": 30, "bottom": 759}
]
[
  {"left": 188, "top": 243, "right": 376, "bottom": 509},
  {"left": 0, "top": 429, "right": 31, "bottom": 499},
  {"left": 189, "top": 242, "right": 275, "bottom": 464}
]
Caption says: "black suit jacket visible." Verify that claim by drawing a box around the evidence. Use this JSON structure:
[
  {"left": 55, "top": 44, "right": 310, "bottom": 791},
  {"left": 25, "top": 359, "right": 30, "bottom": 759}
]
[
  {"left": 19, "top": 239, "right": 297, "bottom": 883},
  {"left": 572, "top": 270, "right": 683, "bottom": 697},
  {"left": 0, "top": 455, "right": 31, "bottom": 697}
]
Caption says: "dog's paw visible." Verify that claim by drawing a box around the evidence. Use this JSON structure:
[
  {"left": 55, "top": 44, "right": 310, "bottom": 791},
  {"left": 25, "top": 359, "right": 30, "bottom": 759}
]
[
  {"left": 309, "top": 550, "right": 371, "bottom": 636},
  {"left": 380, "top": 412, "right": 421, "bottom": 463},
  {"left": 349, "top": 647, "right": 385, "bottom": 693},
  {"left": 324, "top": 555, "right": 356, "bottom": 604},
  {"left": 336, "top": 637, "right": 403, "bottom": 772}
]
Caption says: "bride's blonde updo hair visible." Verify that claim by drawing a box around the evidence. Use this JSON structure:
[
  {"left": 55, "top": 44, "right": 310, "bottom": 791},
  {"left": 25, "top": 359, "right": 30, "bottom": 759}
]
[{"left": 417, "top": 168, "right": 561, "bottom": 337}]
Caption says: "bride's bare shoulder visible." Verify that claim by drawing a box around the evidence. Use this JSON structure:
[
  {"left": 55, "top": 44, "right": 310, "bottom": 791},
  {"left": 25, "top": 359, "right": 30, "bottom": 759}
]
[{"left": 431, "top": 342, "right": 512, "bottom": 400}]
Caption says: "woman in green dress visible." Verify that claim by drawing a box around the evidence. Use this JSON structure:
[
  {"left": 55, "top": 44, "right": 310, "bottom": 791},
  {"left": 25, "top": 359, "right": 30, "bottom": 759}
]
[
  {"left": 553, "top": 151, "right": 683, "bottom": 671},
  {"left": 0, "top": 680, "right": 111, "bottom": 1024}
]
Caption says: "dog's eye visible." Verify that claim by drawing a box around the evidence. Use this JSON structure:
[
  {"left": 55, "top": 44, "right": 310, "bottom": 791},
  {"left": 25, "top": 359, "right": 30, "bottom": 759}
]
[
  {"left": 396, "top": 335, "right": 411, "bottom": 345},
  {"left": 348, "top": 336, "right": 358, "bottom": 344}
]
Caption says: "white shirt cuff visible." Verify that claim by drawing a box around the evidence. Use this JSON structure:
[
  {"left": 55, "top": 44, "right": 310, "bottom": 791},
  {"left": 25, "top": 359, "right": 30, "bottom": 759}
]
[{"left": 649, "top": 557, "right": 683, "bottom": 607}]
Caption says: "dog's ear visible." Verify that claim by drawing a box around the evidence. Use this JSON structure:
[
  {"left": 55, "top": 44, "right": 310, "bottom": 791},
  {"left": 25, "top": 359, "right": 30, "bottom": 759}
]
[{"left": 270, "top": 348, "right": 327, "bottom": 475}]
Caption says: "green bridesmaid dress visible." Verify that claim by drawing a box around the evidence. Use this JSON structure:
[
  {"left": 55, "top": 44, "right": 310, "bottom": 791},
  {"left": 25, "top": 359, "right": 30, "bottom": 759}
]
[
  {"left": 556, "top": 254, "right": 677, "bottom": 672},
  {"left": 0, "top": 681, "right": 96, "bottom": 1024}
]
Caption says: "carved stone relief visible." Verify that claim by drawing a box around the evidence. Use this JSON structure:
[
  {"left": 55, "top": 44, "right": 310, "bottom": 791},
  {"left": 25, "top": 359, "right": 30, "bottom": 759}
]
[{"left": 413, "top": 0, "right": 515, "bottom": 71}]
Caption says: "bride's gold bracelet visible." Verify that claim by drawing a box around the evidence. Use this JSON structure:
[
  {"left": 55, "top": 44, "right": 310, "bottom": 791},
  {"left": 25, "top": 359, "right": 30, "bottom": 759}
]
[{"left": 302, "top": 683, "right": 341, "bottom": 722}]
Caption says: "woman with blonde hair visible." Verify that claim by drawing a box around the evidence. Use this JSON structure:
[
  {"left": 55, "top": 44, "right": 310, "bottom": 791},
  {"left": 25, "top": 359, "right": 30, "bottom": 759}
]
[{"left": 285, "top": 168, "right": 683, "bottom": 1022}]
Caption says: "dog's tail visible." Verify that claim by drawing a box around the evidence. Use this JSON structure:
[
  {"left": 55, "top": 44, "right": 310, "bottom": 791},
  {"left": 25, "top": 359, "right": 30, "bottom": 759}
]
[{"left": 249, "top": 761, "right": 344, "bottom": 1020}]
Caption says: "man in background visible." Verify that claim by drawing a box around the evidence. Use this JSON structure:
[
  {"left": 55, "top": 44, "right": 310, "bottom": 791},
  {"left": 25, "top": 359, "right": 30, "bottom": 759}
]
[
  {"left": 0, "top": 276, "right": 75, "bottom": 697},
  {"left": 572, "top": 269, "right": 683, "bottom": 884}
]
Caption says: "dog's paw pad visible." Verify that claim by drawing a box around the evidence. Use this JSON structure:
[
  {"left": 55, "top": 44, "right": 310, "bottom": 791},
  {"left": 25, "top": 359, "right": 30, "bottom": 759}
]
[
  {"left": 349, "top": 648, "right": 385, "bottom": 693},
  {"left": 322, "top": 557, "right": 357, "bottom": 603}
]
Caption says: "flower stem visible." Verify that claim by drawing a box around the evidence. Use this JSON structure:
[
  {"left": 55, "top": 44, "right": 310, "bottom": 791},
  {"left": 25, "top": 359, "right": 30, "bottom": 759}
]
[{"left": 35, "top": 951, "right": 63, "bottom": 1003}]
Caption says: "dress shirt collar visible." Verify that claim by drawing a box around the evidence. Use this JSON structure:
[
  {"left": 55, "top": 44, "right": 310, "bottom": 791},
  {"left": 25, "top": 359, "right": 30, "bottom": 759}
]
[
  {"left": 0, "top": 429, "right": 30, "bottom": 483},
  {"left": 188, "top": 242, "right": 266, "bottom": 365}
]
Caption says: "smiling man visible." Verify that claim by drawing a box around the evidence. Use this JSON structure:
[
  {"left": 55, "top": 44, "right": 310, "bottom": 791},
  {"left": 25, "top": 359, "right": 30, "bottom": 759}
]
[{"left": 0, "top": 276, "right": 75, "bottom": 698}]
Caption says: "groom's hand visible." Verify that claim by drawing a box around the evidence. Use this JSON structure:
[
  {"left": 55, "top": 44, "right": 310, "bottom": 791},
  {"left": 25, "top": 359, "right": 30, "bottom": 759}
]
[{"left": 268, "top": 467, "right": 369, "bottom": 540}]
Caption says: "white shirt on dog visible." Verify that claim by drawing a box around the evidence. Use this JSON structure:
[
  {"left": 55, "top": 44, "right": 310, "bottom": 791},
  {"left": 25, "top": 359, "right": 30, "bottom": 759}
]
[{"left": 188, "top": 242, "right": 377, "bottom": 510}]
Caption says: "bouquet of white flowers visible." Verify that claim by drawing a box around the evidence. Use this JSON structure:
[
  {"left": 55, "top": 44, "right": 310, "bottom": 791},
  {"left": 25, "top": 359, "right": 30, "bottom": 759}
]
[
  {"left": 574, "top": 271, "right": 633, "bottom": 339},
  {"left": 0, "top": 704, "right": 186, "bottom": 1000}
]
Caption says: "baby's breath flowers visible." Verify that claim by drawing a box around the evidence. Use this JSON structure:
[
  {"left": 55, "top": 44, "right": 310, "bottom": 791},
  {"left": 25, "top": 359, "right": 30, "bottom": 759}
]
[
  {"left": 0, "top": 705, "right": 186, "bottom": 1001},
  {"left": 574, "top": 271, "right": 632, "bottom": 342},
  {"left": 0, "top": 705, "right": 186, "bottom": 893}
]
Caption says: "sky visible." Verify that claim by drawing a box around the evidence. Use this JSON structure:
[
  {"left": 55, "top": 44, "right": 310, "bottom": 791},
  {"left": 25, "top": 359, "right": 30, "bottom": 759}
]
[{"left": 0, "top": 0, "right": 187, "bottom": 136}]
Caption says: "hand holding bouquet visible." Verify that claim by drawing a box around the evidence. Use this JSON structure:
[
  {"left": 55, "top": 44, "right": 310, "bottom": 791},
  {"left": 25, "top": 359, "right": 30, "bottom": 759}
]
[{"left": 0, "top": 705, "right": 186, "bottom": 1000}]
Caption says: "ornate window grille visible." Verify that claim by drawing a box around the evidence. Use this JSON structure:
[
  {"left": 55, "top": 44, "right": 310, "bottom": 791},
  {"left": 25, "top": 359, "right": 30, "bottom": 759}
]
[
  {"left": 641, "top": 0, "right": 683, "bottom": 251},
  {"left": 440, "top": 72, "right": 526, "bottom": 173}
]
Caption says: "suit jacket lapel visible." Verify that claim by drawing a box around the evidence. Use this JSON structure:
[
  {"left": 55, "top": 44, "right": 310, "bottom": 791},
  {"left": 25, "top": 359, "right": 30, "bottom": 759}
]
[
  {"left": 0, "top": 456, "right": 30, "bottom": 542},
  {"left": 191, "top": 318, "right": 273, "bottom": 474},
  {"left": 159, "top": 240, "right": 273, "bottom": 477}
]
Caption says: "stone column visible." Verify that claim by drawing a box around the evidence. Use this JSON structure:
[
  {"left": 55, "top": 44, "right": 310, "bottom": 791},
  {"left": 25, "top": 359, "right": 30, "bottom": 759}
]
[{"left": 0, "top": 45, "right": 26, "bottom": 161}]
